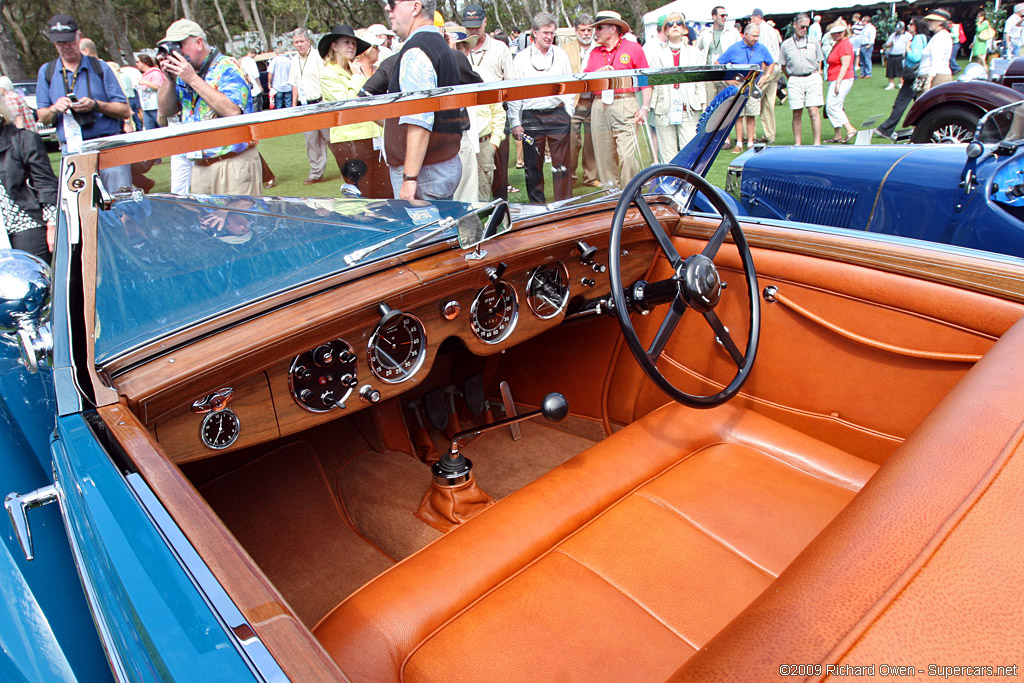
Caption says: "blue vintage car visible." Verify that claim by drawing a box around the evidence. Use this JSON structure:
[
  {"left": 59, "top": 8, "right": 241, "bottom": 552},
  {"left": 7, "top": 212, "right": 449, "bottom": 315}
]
[
  {"left": 3, "top": 65, "right": 1023, "bottom": 682},
  {"left": 726, "top": 100, "right": 1024, "bottom": 260}
]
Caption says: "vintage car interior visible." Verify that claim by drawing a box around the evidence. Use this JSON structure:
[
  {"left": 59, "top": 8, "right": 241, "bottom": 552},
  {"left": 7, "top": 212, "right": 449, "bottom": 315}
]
[{"left": 9, "top": 69, "right": 1023, "bottom": 680}]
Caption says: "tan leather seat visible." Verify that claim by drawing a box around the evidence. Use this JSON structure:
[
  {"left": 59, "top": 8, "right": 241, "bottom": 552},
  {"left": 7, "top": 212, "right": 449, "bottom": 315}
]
[
  {"left": 314, "top": 401, "right": 878, "bottom": 682},
  {"left": 316, "top": 315, "right": 1024, "bottom": 680}
]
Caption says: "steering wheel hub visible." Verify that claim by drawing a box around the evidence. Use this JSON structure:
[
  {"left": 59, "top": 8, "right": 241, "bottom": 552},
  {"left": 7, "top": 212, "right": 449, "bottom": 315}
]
[{"left": 679, "top": 254, "right": 722, "bottom": 312}]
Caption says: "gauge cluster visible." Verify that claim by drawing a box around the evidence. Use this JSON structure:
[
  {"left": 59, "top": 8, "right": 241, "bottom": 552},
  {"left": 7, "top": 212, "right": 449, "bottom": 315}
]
[
  {"left": 168, "top": 240, "right": 635, "bottom": 459},
  {"left": 289, "top": 339, "right": 359, "bottom": 412}
]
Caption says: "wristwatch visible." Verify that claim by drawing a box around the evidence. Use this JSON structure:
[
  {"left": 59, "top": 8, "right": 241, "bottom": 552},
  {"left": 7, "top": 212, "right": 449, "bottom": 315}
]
[{"left": 403, "top": 173, "right": 418, "bottom": 182}]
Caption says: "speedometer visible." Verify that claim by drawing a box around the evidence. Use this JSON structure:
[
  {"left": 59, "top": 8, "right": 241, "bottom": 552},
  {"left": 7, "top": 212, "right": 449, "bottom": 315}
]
[
  {"left": 368, "top": 312, "right": 426, "bottom": 384},
  {"left": 471, "top": 280, "right": 518, "bottom": 344}
]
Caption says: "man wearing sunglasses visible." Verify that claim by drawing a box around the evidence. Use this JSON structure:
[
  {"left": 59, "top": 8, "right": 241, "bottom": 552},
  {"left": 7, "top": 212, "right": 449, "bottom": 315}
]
[
  {"left": 384, "top": 0, "right": 469, "bottom": 200},
  {"left": 695, "top": 6, "right": 741, "bottom": 104}
]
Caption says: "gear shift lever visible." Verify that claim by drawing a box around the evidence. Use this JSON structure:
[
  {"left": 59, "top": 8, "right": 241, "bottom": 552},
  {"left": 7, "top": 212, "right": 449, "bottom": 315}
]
[{"left": 432, "top": 392, "right": 569, "bottom": 486}]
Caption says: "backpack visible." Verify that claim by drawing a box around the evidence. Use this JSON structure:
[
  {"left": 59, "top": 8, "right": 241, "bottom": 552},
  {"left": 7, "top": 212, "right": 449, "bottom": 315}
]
[
  {"left": 44, "top": 55, "right": 108, "bottom": 93},
  {"left": 957, "top": 23, "right": 967, "bottom": 44}
]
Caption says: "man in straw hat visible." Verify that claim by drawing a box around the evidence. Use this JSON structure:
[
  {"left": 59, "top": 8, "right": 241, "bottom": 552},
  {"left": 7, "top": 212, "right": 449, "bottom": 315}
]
[
  {"left": 157, "top": 18, "right": 260, "bottom": 195},
  {"left": 583, "top": 10, "right": 651, "bottom": 190}
]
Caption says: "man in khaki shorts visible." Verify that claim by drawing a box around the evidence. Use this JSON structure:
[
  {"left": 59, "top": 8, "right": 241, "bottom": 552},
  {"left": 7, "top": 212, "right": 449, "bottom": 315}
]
[{"left": 780, "top": 13, "right": 824, "bottom": 145}]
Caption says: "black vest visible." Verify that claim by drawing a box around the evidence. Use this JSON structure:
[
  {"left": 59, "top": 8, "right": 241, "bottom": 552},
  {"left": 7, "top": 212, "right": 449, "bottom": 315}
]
[{"left": 385, "top": 30, "right": 468, "bottom": 166}]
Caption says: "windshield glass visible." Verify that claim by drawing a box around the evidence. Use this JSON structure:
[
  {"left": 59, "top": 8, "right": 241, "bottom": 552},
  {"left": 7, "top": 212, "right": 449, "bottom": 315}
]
[
  {"left": 87, "top": 67, "right": 754, "bottom": 362},
  {"left": 95, "top": 194, "right": 489, "bottom": 361},
  {"left": 977, "top": 100, "right": 1024, "bottom": 144}
]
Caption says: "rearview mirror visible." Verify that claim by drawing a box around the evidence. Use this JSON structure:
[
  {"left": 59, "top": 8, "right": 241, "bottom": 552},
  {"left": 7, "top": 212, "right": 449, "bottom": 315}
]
[{"left": 457, "top": 200, "right": 510, "bottom": 250}]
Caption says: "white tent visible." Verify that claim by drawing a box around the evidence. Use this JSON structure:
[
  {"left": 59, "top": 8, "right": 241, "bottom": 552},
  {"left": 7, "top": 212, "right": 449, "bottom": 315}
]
[{"left": 640, "top": 0, "right": 864, "bottom": 43}]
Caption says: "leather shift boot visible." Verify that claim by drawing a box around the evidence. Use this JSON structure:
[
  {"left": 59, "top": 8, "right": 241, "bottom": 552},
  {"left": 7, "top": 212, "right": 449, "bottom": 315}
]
[{"left": 416, "top": 477, "right": 495, "bottom": 533}]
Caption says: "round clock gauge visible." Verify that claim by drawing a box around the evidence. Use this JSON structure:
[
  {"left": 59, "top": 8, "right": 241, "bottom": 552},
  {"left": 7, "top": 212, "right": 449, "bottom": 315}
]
[{"left": 200, "top": 409, "right": 241, "bottom": 450}]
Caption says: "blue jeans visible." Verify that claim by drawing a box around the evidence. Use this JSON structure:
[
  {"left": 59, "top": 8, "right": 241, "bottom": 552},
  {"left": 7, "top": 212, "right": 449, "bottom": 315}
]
[
  {"left": 950, "top": 42, "right": 961, "bottom": 73},
  {"left": 128, "top": 95, "right": 142, "bottom": 132},
  {"left": 389, "top": 156, "right": 462, "bottom": 200},
  {"left": 274, "top": 90, "right": 292, "bottom": 109},
  {"left": 143, "top": 109, "right": 161, "bottom": 131},
  {"left": 859, "top": 45, "right": 874, "bottom": 77}
]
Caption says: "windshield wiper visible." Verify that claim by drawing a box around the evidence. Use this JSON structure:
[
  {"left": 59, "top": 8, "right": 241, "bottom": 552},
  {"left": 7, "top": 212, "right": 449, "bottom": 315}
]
[{"left": 343, "top": 216, "right": 456, "bottom": 266}]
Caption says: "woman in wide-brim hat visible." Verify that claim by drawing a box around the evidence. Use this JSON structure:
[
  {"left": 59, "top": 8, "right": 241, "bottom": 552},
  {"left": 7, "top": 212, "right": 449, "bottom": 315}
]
[
  {"left": 318, "top": 24, "right": 370, "bottom": 59},
  {"left": 320, "top": 24, "right": 389, "bottom": 198},
  {"left": 920, "top": 9, "right": 953, "bottom": 91}
]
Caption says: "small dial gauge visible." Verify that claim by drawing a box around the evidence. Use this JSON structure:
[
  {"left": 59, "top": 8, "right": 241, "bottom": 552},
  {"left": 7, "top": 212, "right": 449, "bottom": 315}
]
[
  {"left": 527, "top": 262, "right": 571, "bottom": 319},
  {"left": 290, "top": 339, "right": 359, "bottom": 412},
  {"left": 200, "top": 409, "right": 240, "bottom": 450},
  {"left": 368, "top": 313, "right": 427, "bottom": 384},
  {"left": 471, "top": 280, "right": 519, "bottom": 344}
]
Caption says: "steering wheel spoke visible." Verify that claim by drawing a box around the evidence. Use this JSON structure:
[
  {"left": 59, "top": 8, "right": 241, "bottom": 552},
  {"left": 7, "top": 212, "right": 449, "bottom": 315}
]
[
  {"left": 702, "top": 217, "right": 733, "bottom": 260},
  {"left": 608, "top": 164, "right": 760, "bottom": 408},
  {"left": 703, "top": 309, "right": 745, "bottom": 367},
  {"left": 634, "top": 194, "right": 683, "bottom": 269},
  {"left": 647, "top": 295, "right": 687, "bottom": 362}
]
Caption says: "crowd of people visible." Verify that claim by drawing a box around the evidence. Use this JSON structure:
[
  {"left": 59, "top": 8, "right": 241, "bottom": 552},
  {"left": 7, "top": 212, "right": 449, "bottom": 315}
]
[{"left": 1, "top": 4, "right": 1009, "bottom": 260}]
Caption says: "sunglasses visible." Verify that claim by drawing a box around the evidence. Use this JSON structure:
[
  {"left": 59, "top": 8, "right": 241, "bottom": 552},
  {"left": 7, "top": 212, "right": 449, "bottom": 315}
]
[
  {"left": 665, "top": 20, "right": 685, "bottom": 27},
  {"left": 797, "top": 24, "right": 810, "bottom": 29},
  {"left": 385, "top": 0, "right": 414, "bottom": 10}
]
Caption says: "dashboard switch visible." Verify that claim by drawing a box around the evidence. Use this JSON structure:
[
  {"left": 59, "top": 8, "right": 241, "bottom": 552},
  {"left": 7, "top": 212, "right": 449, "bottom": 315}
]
[{"left": 360, "top": 385, "right": 382, "bottom": 404}]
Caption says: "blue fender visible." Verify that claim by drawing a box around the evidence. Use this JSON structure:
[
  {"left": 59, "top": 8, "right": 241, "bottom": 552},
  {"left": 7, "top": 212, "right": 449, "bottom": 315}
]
[{"left": 0, "top": 347, "right": 113, "bottom": 682}]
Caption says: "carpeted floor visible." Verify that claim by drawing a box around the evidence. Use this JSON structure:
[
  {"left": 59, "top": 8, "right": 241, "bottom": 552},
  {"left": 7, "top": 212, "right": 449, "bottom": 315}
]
[
  {"left": 339, "top": 420, "right": 596, "bottom": 561},
  {"left": 200, "top": 441, "right": 394, "bottom": 627},
  {"left": 197, "top": 413, "right": 597, "bottom": 622}
]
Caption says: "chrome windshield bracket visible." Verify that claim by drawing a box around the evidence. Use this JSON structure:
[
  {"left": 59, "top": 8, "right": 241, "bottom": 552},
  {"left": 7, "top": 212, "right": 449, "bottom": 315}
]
[{"left": 4, "top": 484, "right": 58, "bottom": 561}]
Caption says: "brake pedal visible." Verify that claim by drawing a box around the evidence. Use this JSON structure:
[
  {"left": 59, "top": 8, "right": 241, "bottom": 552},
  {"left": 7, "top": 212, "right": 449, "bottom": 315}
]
[
  {"left": 421, "top": 388, "right": 449, "bottom": 432},
  {"left": 464, "top": 374, "right": 486, "bottom": 416}
]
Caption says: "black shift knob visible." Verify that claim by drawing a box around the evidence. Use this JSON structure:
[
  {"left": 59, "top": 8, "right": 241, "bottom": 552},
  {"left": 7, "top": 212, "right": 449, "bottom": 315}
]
[{"left": 541, "top": 392, "right": 569, "bottom": 422}]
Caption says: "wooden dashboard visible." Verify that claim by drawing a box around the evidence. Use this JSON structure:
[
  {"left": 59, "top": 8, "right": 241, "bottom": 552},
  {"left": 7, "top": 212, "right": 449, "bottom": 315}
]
[{"left": 110, "top": 206, "right": 666, "bottom": 464}]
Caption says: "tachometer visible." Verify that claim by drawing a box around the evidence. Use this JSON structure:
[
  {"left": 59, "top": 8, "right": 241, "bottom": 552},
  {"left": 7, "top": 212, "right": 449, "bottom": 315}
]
[
  {"left": 471, "top": 280, "right": 518, "bottom": 343},
  {"left": 526, "top": 262, "right": 570, "bottom": 319},
  {"left": 368, "top": 309, "right": 427, "bottom": 384}
]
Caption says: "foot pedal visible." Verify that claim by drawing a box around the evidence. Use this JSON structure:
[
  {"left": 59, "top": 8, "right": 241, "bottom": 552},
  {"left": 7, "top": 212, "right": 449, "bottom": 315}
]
[
  {"left": 464, "top": 374, "right": 486, "bottom": 415},
  {"left": 499, "top": 381, "right": 521, "bottom": 441},
  {"left": 421, "top": 388, "right": 449, "bottom": 431}
]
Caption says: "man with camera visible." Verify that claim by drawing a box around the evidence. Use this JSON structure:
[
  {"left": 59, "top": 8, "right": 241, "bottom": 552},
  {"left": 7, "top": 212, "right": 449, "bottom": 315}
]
[
  {"left": 157, "top": 19, "right": 260, "bottom": 195},
  {"left": 36, "top": 14, "right": 132, "bottom": 192}
]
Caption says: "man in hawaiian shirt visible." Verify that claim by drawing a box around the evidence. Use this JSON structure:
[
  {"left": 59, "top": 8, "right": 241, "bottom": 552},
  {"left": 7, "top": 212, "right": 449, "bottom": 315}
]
[{"left": 157, "top": 19, "right": 260, "bottom": 195}]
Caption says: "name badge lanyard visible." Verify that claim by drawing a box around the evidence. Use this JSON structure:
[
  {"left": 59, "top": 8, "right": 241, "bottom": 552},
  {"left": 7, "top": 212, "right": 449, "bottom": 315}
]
[
  {"left": 62, "top": 66, "right": 85, "bottom": 153},
  {"left": 601, "top": 42, "right": 621, "bottom": 104}
]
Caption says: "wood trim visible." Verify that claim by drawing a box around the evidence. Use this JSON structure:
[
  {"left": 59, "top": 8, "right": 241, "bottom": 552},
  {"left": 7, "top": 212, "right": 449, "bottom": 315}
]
[
  {"left": 96, "top": 403, "right": 347, "bottom": 681},
  {"left": 676, "top": 217, "right": 1024, "bottom": 303},
  {"left": 93, "top": 70, "right": 749, "bottom": 169},
  {"left": 67, "top": 153, "right": 120, "bottom": 407},
  {"left": 113, "top": 208, "right": 662, "bottom": 429}
]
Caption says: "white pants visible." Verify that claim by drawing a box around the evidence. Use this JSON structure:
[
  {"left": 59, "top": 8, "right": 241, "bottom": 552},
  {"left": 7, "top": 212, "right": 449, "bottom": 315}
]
[
  {"left": 454, "top": 131, "right": 480, "bottom": 203},
  {"left": 825, "top": 79, "right": 854, "bottom": 128},
  {"left": 654, "top": 108, "right": 700, "bottom": 163}
]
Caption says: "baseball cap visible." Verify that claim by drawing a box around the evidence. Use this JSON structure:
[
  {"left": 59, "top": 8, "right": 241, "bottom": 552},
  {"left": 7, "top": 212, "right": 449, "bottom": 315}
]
[
  {"left": 751, "top": 8, "right": 764, "bottom": 17},
  {"left": 48, "top": 14, "right": 79, "bottom": 42},
  {"left": 462, "top": 3, "right": 486, "bottom": 27},
  {"left": 366, "top": 23, "right": 396, "bottom": 37},
  {"left": 161, "top": 18, "right": 207, "bottom": 44}
]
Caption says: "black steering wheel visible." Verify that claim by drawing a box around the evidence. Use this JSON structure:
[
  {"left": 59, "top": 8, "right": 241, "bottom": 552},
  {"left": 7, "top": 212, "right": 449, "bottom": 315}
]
[{"left": 608, "top": 164, "right": 760, "bottom": 408}]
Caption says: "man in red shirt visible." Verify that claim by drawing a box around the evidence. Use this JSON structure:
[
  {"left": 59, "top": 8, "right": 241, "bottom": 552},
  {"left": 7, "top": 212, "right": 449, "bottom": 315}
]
[{"left": 584, "top": 10, "right": 652, "bottom": 189}]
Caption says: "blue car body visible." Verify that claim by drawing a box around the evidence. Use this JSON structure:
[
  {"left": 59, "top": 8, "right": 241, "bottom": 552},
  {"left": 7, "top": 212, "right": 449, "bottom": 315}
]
[{"left": 727, "top": 143, "right": 1024, "bottom": 260}]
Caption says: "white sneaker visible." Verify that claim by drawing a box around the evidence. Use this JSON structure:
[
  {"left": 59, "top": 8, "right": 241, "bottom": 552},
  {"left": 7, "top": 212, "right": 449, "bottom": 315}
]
[{"left": 884, "top": 84, "right": 895, "bottom": 90}]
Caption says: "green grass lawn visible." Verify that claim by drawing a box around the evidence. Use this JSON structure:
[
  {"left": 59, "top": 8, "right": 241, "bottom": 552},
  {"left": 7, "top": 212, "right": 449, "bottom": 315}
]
[{"left": 48, "top": 66, "right": 964, "bottom": 202}]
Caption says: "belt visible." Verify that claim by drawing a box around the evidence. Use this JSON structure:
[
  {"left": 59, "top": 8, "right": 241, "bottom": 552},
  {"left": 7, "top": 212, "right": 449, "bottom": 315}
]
[
  {"left": 193, "top": 143, "right": 255, "bottom": 167},
  {"left": 790, "top": 72, "right": 817, "bottom": 77},
  {"left": 613, "top": 92, "right": 635, "bottom": 99},
  {"left": 479, "top": 135, "right": 491, "bottom": 144},
  {"left": 305, "top": 97, "right": 323, "bottom": 105}
]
